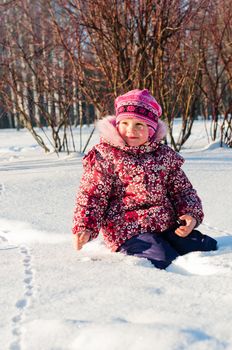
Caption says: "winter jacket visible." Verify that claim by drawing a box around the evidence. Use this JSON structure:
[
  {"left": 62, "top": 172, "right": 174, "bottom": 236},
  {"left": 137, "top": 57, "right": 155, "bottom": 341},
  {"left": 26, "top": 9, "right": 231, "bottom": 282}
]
[{"left": 72, "top": 116, "right": 204, "bottom": 252}]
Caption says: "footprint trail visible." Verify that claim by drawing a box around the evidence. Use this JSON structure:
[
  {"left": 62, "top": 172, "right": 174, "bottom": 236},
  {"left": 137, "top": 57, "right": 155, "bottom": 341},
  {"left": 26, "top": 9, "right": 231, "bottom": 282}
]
[{"left": 10, "top": 245, "right": 35, "bottom": 350}]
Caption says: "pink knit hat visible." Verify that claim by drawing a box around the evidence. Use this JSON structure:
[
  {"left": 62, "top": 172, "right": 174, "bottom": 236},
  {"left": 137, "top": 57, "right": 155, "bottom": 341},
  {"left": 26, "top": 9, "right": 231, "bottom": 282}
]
[{"left": 115, "top": 89, "right": 162, "bottom": 135}]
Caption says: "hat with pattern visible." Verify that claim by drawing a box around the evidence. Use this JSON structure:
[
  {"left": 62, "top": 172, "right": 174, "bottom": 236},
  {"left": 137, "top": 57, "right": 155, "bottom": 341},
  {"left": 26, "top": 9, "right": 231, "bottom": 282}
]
[{"left": 115, "top": 89, "right": 162, "bottom": 135}]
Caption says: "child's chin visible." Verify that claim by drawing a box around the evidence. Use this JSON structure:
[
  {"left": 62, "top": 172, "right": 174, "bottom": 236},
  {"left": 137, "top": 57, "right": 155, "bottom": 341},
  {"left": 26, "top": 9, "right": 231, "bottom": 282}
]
[
  {"left": 125, "top": 137, "right": 149, "bottom": 147},
  {"left": 127, "top": 141, "right": 144, "bottom": 147}
]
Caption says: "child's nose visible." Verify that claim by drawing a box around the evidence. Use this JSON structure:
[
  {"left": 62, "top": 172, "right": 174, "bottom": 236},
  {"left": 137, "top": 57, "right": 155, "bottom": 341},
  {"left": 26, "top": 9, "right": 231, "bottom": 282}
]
[{"left": 127, "top": 125, "right": 136, "bottom": 133}]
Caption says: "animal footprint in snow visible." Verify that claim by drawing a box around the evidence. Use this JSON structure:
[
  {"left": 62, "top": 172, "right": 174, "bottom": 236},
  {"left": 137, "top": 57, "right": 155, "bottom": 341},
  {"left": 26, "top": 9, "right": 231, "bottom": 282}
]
[
  {"left": 15, "top": 299, "right": 27, "bottom": 309},
  {"left": 10, "top": 244, "right": 35, "bottom": 350}
]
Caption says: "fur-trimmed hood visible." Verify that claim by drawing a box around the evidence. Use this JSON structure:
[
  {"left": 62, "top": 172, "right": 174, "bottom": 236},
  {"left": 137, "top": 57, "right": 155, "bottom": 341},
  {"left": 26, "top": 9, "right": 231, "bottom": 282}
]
[{"left": 96, "top": 115, "right": 167, "bottom": 149}]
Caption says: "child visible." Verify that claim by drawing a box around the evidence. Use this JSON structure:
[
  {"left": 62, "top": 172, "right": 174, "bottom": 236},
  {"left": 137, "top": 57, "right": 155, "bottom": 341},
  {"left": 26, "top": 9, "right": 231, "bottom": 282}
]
[{"left": 72, "top": 89, "right": 217, "bottom": 269}]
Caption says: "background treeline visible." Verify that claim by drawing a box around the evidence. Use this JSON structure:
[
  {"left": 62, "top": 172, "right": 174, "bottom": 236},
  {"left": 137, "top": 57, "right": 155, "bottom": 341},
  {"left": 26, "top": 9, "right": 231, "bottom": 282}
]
[{"left": 0, "top": 0, "right": 232, "bottom": 152}]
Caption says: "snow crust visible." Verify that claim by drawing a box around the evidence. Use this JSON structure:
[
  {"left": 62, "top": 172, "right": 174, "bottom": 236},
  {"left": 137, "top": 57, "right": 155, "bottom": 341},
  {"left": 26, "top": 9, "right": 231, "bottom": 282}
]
[{"left": 0, "top": 123, "right": 232, "bottom": 350}]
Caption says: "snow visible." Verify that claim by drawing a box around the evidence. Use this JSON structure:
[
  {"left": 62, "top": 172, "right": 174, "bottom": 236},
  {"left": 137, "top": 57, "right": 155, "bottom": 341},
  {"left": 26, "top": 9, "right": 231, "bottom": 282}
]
[{"left": 0, "top": 124, "right": 232, "bottom": 350}]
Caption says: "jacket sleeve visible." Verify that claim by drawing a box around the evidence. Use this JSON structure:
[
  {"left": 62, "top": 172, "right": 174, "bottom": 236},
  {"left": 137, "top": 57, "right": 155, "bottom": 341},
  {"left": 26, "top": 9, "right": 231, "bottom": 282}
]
[
  {"left": 72, "top": 148, "right": 114, "bottom": 240},
  {"left": 166, "top": 150, "right": 204, "bottom": 226}
]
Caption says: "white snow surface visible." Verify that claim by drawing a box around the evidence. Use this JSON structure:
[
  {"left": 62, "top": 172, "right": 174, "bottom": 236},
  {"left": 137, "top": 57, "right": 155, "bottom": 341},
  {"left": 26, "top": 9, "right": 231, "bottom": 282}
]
[{"left": 0, "top": 123, "right": 232, "bottom": 350}]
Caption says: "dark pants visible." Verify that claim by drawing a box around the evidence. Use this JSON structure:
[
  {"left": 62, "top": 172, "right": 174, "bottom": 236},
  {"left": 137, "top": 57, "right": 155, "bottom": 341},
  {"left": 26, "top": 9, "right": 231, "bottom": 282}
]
[{"left": 118, "top": 229, "right": 217, "bottom": 269}]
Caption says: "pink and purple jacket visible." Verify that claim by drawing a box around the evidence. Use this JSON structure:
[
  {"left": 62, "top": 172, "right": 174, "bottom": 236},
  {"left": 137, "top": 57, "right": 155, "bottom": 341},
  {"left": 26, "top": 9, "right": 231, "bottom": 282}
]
[{"left": 72, "top": 116, "right": 204, "bottom": 252}]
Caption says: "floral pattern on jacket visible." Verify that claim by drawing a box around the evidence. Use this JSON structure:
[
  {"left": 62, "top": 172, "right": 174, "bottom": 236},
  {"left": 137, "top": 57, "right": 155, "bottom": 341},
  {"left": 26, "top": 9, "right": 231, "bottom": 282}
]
[{"left": 72, "top": 116, "right": 204, "bottom": 252}]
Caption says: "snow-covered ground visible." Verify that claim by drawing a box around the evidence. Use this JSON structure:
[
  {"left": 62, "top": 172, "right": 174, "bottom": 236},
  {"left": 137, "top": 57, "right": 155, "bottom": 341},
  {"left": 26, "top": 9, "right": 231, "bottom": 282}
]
[{"left": 0, "top": 123, "right": 232, "bottom": 350}]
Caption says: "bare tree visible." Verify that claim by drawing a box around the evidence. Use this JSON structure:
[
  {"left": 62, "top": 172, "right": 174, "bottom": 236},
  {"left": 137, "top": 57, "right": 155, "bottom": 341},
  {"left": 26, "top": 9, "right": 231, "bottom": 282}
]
[
  {"left": 156, "top": 10, "right": 206, "bottom": 151},
  {"left": 197, "top": 0, "right": 232, "bottom": 146},
  {"left": 0, "top": 0, "right": 94, "bottom": 152},
  {"left": 56, "top": 0, "right": 211, "bottom": 150},
  {"left": 1, "top": 0, "right": 231, "bottom": 151}
]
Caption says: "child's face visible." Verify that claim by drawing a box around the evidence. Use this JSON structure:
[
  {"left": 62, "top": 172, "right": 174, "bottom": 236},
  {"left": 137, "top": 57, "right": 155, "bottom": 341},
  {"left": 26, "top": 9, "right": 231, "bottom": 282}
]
[{"left": 118, "top": 118, "right": 149, "bottom": 146}]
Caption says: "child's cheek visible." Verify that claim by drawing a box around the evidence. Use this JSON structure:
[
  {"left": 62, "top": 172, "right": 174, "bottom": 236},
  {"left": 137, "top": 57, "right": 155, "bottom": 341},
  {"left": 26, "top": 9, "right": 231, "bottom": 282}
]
[{"left": 139, "top": 129, "right": 149, "bottom": 139}]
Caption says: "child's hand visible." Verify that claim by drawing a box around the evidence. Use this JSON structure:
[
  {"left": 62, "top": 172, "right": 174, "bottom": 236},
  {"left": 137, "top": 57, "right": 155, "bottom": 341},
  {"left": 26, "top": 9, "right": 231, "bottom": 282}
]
[
  {"left": 175, "top": 214, "right": 197, "bottom": 237},
  {"left": 73, "top": 232, "right": 91, "bottom": 250}
]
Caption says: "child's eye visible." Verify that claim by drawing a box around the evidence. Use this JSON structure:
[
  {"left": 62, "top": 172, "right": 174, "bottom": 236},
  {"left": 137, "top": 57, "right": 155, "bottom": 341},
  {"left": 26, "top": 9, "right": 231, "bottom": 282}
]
[{"left": 136, "top": 123, "right": 145, "bottom": 128}]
